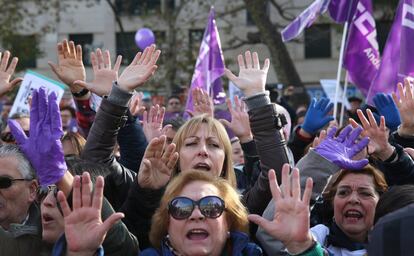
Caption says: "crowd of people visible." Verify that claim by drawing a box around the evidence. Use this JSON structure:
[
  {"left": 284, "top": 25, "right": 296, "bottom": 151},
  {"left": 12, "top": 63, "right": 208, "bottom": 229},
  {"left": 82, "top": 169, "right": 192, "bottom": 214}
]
[{"left": 0, "top": 40, "right": 414, "bottom": 256}]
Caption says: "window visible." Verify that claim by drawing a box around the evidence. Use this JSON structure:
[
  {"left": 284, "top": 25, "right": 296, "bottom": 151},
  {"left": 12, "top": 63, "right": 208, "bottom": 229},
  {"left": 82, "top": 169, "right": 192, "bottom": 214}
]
[
  {"left": 5, "top": 35, "right": 39, "bottom": 69},
  {"left": 189, "top": 29, "right": 204, "bottom": 60},
  {"left": 116, "top": 31, "right": 166, "bottom": 65},
  {"left": 68, "top": 34, "right": 93, "bottom": 65},
  {"left": 166, "top": 0, "right": 175, "bottom": 10},
  {"left": 115, "top": 0, "right": 161, "bottom": 15},
  {"left": 304, "top": 24, "right": 331, "bottom": 59},
  {"left": 116, "top": 32, "right": 136, "bottom": 65}
]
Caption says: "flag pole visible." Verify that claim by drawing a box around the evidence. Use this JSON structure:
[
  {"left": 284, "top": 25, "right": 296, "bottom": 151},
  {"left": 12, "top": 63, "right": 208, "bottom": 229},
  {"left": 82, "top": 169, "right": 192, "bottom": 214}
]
[
  {"left": 333, "top": 21, "right": 349, "bottom": 121},
  {"left": 339, "top": 71, "right": 349, "bottom": 127}
]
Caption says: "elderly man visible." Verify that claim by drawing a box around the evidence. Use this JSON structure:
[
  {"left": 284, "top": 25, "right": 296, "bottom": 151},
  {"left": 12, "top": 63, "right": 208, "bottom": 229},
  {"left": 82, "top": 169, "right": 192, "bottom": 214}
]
[{"left": 0, "top": 144, "right": 43, "bottom": 254}]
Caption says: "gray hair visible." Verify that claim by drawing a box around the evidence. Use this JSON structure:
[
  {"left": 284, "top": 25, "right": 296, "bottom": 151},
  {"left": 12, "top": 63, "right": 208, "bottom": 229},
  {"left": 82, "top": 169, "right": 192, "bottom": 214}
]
[{"left": 0, "top": 144, "right": 36, "bottom": 180}]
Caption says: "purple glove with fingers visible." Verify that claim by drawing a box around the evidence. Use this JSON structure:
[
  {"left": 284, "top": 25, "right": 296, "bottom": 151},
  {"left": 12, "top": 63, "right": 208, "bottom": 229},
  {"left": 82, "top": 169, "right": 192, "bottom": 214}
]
[
  {"left": 9, "top": 87, "right": 67, "bottom": 185},
  {"left": 314, "top": 125, "right": 369, "bottom": 170}
]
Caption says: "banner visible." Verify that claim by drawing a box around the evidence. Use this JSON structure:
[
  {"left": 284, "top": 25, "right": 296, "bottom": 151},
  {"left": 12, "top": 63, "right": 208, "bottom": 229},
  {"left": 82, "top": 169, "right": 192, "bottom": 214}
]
[
  {"left": 328, "top": 0, "right": 359, "bottom": 23},
  {"left": 184, "top": 7, "right": 226, "bottom": 115},
  {"left": 281, "top": 0, "right": 330, "bottom": 42},
  {"left": 10, "top": 70, "right": 66, "bottom": 117},
  {"left": 343, "top": 0, "right": 380, "bottom": 97},
  {"left": 367, "top": 0, "right": 410, "bottom": 104}
]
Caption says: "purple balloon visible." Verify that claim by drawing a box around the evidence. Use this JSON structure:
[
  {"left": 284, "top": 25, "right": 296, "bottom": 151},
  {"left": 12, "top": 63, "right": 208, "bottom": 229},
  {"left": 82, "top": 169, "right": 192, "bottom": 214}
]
[{"left": 135, "top": 28, "right": 155, "bottom": 50}]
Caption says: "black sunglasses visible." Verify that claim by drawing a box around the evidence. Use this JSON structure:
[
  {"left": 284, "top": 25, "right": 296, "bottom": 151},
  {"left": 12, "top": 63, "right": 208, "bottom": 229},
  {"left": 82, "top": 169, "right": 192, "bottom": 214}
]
[
  {"left": 0, "top": 130, "right": 30, "bottom": 143},
  {"left": 0, "top": 176, "right": 32, "bottom": 189},
  {"left": 168, "top": 195, "right": 225, "bottom": 220},
  {"left": 37, "top": 185, "right": 62, "bottom": 214}
]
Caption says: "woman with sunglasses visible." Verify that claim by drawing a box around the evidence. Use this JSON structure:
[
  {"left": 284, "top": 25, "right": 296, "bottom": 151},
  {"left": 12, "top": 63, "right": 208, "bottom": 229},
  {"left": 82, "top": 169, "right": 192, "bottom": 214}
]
[{"left": 142, "top": 171, "right": 262, "bottom": 256}]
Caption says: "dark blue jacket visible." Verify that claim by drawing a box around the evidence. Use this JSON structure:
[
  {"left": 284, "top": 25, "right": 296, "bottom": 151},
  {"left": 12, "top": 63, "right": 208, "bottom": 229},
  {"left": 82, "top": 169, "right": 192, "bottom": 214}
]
[{"left": 140, "top": 231, "right": 262, "bottom": 256}]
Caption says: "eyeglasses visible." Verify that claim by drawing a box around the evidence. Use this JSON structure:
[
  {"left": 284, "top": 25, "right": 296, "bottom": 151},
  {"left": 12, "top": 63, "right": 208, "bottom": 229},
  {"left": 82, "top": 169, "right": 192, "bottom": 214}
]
[
  {"left": 37, "top": 185, "right": 63, "bottom": 214},
  {"left": 37, "top": 185, "right": 59, "bottom": 202},
  {"left": 0, "top": 176, "right": 32, "bottom": 189},
  {"left": 168, "top": 196, "right": 225, "bottom": 220},
  {"left": 1, "top": 130, "right": 29, "bottom": 143}
]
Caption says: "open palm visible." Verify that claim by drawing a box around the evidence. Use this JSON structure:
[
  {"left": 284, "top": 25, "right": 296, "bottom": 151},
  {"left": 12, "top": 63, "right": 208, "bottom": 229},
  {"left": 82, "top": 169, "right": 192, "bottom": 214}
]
[
  {"left": 225, "top": 51, "right": 270, "bottom": 97},
  {"left": 57, "top": 173, "right": 124, "bottom": 254},
  {"left": 74, "top": 49, "right": 122, "bottom": 97},
  {"left": 48, "top": 40, "right": 86, "bottom": 90},
  {"left": 118, "top": 44, "right": 161, "bottom": 91},
  {"left": 138, "top": 136, "right": 179, "bottom": 189},
  {"left": 0, "top": 51, "right": 22, "bottom": 96},
  {"left": 249, "top": 164, "right": 314, "bottom": 251}
]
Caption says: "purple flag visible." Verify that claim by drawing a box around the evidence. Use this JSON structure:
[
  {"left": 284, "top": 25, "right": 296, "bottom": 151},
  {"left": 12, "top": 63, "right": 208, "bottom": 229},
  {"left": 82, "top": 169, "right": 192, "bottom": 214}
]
[
  {"left": 281, "top": 0, "right": 330, "bottom": 42},
  {"left": 399, "top": 0, "right": 414, "bottom": 78},
  {"left": 185, "top": 7, "right": 226, "bottom": 115},
  {"left": 328, "top": 0, "right": 359, "bottom": 23},
  {"left": 343, "top": 0, "right": 380, "bottom": 96},
  {"left": 367, "top": 0, "right": 413, "bottom": 104}
]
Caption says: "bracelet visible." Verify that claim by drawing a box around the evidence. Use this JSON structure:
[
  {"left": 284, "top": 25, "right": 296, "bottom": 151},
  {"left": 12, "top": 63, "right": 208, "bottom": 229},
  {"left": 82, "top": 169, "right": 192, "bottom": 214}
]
[
  {"left": 383, "top": 147, "right": 398, "bottom": 163},
  {"left": 72, "top": 88, "right": 89, "bottom": 97}
]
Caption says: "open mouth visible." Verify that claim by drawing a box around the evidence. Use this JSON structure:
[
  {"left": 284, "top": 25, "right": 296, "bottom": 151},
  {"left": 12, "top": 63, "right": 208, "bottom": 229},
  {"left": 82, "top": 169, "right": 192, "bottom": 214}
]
[
  {"left": 344, "top": 210, "right": 363, "bottom": 221},
  {"left": 186, "top": 229, "right": 209, "bottom": 240},
  {"left": 42, "top": 214, "right": 55, "bottom": 223},
  {"left": 193, "top": 163, "right": 211, "bottom": 171}
]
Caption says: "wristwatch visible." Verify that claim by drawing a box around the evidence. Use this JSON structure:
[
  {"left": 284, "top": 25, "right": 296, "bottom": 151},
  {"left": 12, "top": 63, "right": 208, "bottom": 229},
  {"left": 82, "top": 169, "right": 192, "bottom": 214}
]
[{"left": 72, "top": 88, "right": 89, "bottom": 97}]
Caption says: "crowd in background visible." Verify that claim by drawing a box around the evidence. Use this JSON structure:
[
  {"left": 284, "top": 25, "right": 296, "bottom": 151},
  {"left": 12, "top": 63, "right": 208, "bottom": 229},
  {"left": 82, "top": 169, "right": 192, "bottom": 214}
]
[{"left": 1, "top": 40, "right": 414, "bottom": 256}]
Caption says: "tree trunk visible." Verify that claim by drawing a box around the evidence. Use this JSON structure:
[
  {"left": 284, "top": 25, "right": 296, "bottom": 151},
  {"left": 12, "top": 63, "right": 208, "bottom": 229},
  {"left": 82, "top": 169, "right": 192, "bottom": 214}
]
[
  {"left": 244, "top": 0, "right": 309, "bottom": 108},
  {"left": 164, "top": 10, "right": 177, "bottom": 97}
]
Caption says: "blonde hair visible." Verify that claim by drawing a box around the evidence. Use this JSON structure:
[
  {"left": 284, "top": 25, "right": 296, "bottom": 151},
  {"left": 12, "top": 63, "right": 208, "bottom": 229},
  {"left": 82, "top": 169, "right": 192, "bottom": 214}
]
[
  {"left": 149, "top": 171, "right": 249, "bottom": 248},
  {"left": 61, "top": 132, "right": 86, "bottom": 156},
  {"left": 172, "top": 114, "right": 236, "bottom": 188}
]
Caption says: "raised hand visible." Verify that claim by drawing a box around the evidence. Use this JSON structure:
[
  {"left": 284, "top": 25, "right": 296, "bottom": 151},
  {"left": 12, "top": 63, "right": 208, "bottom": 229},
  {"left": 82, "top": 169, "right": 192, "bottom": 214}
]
[
  {"left": 187, "top": 88, "right": 214, "bottom": 117},
  {"left": 351, "top": 109, "right": 394, "bottom": 161},
  {"left": 0, "top": 51, "right": 22, "bottom": 96},
  {"left": 129, "top": 92, "right": 146, "bottom": 116},
  {"left": 249, "top": 164, "right": 314, "bottom": 254},
  {"left": 73, "top": 49, "right": 122, "bottom": 97},
  {"left": 301, "top": 98, "right": 334, "bottom": 136},
  {"left": 373, "top": 93, "right": 401, "bottom": 131},
  {"left": 142, "top": 105, "right": 172, "bottom": 142},
  {"left": 314, "top": 125, "right": 369, "bottom": 169},
  {"left": 312, "top": 129, "right": 327, "bottom": 148},
  {"left": 392, "top": 79, "right": 414, "bottom": 136},
  {"left": 137, "top": 135, "right": 179, "bottom": 189},
  {"left": 118, "top": 44, "right": 161, "bottom": 92},
  {"left": 220, "top": 96, "right": 252, "bottom": 143},
  {"left": 225, "top": 51, "right": 270, "bottom": 97},
  {"left": 9, "top": 88, "right": 67, "bottom": 186},
  {"left": 57, "top": 172, "right": 124, "bottom": 255},
  {"left": 48, "top": 40, "right": 86, "bottom": 93}
]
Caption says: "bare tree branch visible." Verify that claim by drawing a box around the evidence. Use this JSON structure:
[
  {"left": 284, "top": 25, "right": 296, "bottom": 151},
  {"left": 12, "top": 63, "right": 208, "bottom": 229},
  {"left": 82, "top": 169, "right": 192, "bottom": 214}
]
[{"left": 269, "top": 0, "right": 296, "bottom": 21}]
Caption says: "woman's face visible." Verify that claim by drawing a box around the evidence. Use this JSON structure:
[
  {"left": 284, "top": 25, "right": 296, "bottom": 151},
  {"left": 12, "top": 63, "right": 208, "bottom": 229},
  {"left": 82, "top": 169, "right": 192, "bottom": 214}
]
[
  {"left": 41, "top": 191, "right": 64, "bottom": 243},
  {"left": 333, "top": 173, "right": 380, "bottom": 242},
  {"left": 231, "top": 141, "right": 244, "bottom": 166},
  {"left": 168, "top": 181, "right": 229, "bottom": 256},
  {"left": 179, "top": 124, "right": 225, "bottom": 177}
]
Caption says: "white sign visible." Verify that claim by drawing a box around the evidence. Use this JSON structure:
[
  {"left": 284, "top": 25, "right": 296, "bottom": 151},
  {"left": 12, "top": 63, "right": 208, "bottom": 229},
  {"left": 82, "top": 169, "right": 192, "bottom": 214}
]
[
  {"left": 320, "top": 79, "right": 350, "bottom": 109},
  {"left": 228, "top": 81, "right": 244, "bottom": 106},
  {"left": 9, "top": 70, "right": 66, "bottom": 117}
]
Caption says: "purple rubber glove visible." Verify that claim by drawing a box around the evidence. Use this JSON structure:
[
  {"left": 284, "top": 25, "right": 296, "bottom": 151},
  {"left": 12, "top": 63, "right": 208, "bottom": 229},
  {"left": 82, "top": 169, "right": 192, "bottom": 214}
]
[
  {"left": 9, "top": 88, "right": 67, "bottom": 186},
  {"left": 314, "top": 125, "right": 369, "bottom": 170}
]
